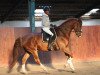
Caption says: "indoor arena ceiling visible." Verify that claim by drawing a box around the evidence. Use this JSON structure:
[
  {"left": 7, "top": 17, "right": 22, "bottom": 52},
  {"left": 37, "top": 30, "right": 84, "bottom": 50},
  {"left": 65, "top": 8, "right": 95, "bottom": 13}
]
[{"left": 0, "top": 0, "right": 100, "bottom": 23}]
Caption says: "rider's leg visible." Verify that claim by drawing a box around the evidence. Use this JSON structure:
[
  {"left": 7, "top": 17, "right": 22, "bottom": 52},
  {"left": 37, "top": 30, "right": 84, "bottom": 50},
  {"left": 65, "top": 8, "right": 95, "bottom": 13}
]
[
  {"left": 42, "top": 27, "right": 53, "bottom": 51},
  {"left": 42, "top": 27, "right": 54, "bottom": 36},
  {"left": 48, "top": 36, "right": 53, "bottom": 51}
]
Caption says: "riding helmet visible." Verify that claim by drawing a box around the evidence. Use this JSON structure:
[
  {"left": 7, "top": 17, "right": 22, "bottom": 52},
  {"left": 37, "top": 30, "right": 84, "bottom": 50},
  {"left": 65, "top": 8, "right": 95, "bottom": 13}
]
[{"left": 43, "top": 6, "right": 50, "bottom": 11}]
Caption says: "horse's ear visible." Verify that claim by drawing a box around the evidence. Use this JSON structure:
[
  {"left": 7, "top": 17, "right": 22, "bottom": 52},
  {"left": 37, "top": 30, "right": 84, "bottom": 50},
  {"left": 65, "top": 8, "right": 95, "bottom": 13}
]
[{"left": 77, "top": 18, "right": 82, "bottom": 25}]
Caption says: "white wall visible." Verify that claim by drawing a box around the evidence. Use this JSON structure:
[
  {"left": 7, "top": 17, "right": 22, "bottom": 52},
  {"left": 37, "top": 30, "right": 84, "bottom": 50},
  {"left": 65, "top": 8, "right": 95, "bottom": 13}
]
[
  {"left": 0, "top": 21, "right": 42, "bottom": 27},
  {"left": 51, "top": 19, "right": 100, "bottom": 26},
  {"left": 82, "top": 19, "right": 100, "bottom": 26},
  {"left": 0, "top": 19, "right": 100, "bottom": 27}
]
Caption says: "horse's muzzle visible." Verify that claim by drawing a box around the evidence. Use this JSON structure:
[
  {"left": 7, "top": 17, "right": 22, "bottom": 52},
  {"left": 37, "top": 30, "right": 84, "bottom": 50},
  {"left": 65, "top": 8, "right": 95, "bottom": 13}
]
[{"left": 76, "top": 32, "right": 82, "bottom": 37}]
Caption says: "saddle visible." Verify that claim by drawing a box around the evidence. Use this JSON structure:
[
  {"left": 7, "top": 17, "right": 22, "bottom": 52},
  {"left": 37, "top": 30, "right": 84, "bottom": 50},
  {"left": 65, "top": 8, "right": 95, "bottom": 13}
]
[
  {"left": 42, "top": 28, "right": 57, "bottom": 42},
  {"left": 41, "top": 27, "right": 57, "bottom": 50}
]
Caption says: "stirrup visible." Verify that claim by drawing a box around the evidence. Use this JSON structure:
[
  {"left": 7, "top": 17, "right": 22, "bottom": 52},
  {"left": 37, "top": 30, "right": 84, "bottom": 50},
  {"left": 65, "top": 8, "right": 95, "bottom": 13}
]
[
  {"left": 48, "top": 47, "right": 53, "bottom": 51},
  {"left": 48, "top": 45, "right": 53, "bottom": 51}
]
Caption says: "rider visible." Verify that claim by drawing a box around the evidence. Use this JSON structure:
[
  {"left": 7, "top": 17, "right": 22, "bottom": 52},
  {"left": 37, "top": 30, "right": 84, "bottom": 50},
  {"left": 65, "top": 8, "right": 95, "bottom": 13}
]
[{"left": 42, "top": 6, "right": 54, "bottom": 50}]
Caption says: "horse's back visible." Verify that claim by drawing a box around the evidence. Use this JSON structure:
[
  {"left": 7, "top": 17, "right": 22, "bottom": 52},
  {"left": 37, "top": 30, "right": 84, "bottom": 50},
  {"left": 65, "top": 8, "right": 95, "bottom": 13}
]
[{"left": 21, "top": 33, "right": 41, "bottom": 46}]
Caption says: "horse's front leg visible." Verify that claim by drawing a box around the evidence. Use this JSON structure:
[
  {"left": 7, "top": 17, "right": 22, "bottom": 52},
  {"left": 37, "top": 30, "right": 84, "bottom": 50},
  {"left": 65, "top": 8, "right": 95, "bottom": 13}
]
[
  {"left": 64, "top": 49, "right": 75, "bottom": 71},
  {"left": 32, "top": 50, "right": 48, "bottom": 73}
]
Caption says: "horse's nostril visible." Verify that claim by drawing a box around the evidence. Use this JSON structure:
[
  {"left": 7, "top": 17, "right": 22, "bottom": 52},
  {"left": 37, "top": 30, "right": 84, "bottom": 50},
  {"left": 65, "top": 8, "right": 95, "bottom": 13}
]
[{"left": 78, "top": 35, "right": 82, "bottom": 37}]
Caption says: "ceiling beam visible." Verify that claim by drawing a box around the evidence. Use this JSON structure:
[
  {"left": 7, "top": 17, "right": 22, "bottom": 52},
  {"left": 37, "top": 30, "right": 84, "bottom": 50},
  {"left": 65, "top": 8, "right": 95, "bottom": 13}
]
[
  {"left": 50, "top": 14, "right": 76, "bottom": 21},
  {"left": 36, "top": 3, "right": 92, "bottom": 8},
  {"left": 36, "top": 0, "right": 76, "bottom": 4},
  {"left": 1, "top": 0, "right": 24, "bottom": 23},
  {"left": 36, "top": 0, "right": 99, "bottom": 4},
  {"left": 50, "top": 10, "right": 84, "bottom": 15},
  {"left": 51, "top": 9, "right": 85, "bottom": 12}
]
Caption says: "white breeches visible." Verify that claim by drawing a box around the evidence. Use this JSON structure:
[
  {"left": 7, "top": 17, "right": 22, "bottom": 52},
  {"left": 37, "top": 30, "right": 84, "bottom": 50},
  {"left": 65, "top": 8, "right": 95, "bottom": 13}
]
[{"left": 42, "top": 27, "right": 54, "bottom": 36}]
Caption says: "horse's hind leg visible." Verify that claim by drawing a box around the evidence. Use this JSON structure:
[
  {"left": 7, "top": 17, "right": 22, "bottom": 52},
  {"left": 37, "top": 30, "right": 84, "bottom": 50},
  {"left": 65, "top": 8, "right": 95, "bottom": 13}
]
[
  {"left": 20, "top": 52, "right": 30, "bottom": 74},
  {"left": 64, "top": 52, "right": 75, "bottom": 71},
  {"left": 32, "top": 50, "right": 48, "bottom": 72}
]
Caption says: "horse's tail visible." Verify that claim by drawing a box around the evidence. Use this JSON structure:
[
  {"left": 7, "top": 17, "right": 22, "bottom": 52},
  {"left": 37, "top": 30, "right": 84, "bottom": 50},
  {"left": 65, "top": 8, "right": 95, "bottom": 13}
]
[{"left": 8, "top": 37, "right": 22, "bottom": 73}]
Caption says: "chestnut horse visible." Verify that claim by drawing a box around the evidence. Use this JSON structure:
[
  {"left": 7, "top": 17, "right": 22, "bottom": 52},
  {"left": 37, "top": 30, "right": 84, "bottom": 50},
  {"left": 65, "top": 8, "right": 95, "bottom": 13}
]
[{"left": 9, "top": 18, "right": 82, "bottom": 73}]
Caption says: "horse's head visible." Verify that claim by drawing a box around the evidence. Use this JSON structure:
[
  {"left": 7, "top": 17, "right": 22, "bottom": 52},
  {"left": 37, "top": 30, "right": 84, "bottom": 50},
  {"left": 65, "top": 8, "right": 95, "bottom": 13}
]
[
  {"left": 74, "top": 18, "right": 82, "bottom": 37},
  {"left": 55, "top": 18, "right": 82, "bottom": 38}
]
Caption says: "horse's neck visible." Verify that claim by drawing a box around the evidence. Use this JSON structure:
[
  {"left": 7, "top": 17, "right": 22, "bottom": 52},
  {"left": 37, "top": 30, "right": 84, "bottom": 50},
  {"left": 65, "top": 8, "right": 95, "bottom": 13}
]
[{"left": 55, "top": 25, "right": 73, "bottom": 38}]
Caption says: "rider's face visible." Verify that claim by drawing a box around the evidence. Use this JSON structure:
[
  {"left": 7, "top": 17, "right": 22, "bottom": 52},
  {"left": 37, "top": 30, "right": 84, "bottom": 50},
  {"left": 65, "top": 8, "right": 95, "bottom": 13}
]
[{"left": 44, "top": 11, "right": 49, "bottom": 15}]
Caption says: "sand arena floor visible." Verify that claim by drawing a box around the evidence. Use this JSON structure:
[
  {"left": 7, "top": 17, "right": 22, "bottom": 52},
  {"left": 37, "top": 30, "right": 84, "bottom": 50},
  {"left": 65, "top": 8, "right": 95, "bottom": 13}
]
[{"left": 0, "top": 61, "right": 100, "bottom": 75}]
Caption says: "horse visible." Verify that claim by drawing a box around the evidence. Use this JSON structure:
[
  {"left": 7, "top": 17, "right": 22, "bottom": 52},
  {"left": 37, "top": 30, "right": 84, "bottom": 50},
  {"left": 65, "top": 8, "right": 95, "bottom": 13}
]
[{"left": 8, "top": 18, "right": 82, "bottom": 73}]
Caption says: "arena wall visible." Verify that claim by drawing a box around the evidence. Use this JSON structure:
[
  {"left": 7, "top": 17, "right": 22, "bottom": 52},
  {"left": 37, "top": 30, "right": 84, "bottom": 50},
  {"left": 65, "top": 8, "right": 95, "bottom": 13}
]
[{"left": 0, "top": 26, "right": 100, "bottom": 67}]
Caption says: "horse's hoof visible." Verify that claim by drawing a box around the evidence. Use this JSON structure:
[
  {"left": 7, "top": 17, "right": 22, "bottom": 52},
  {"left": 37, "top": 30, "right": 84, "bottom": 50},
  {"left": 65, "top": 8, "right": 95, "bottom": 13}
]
[
  {"left": 7, "top": 70, "right": 12, "bottom": 73},
  {"left": 44, "top": 69, "right": 49, "bottom": 73},
  {"left": 20, "top": 70, "right": 28, "bottom": 74},
  {"left": 45, "top": 71, "right": 50, "bottom": 74},
  {"left": 64, "top": 64, "right": 68, "bottom": 68},
  {"left": 20, "top": 71, "right": 28, "bottom": 74},
  {"left": 71, "top": 71, "right": 75, "bottom": 73},
  {"left": 42, "top": 69, "right": 50, "bottom": 74}
]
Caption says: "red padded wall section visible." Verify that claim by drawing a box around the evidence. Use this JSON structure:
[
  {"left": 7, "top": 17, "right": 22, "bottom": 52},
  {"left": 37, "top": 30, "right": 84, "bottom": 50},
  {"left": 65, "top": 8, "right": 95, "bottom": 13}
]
[{"left": 0, "top": 26, "right": 100, "bottom": 67}]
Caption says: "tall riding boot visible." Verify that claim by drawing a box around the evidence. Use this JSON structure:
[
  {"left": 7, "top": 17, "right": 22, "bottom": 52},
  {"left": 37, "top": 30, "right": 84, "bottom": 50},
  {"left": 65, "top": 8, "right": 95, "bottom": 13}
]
[{"left": 48, "top": 36, "right": 53, "bottom": 51}]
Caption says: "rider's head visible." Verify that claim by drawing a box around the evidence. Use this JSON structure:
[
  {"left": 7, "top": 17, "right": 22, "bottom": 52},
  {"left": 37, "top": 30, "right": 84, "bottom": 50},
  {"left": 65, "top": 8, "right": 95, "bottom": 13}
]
[{"left": 43, "top": 6, "right": 50, "bottom": 15}]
